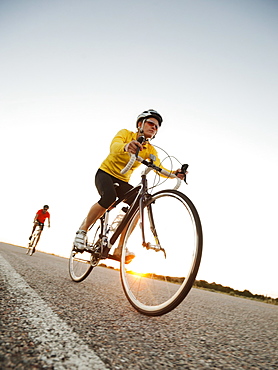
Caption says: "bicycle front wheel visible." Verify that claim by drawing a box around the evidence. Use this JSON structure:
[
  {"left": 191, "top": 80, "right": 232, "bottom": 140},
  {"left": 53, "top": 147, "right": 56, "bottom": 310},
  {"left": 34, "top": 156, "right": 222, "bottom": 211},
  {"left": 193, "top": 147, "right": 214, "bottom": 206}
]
[
  {"left": 120, "top": 189, "right": 202, "bottom": 316},
  {"left": 29, "top": 233, "right": 40, "bottom": 255},
  {"left": 69, "top": 219, "right": 103, "bottom": 282}
]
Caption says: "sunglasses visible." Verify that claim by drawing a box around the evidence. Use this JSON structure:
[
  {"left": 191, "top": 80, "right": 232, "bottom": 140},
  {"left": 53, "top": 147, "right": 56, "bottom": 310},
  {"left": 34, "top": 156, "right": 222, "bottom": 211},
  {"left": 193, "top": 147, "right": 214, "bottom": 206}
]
[{"left": 145, "top": 120, "right": 159, "bottom": 130}]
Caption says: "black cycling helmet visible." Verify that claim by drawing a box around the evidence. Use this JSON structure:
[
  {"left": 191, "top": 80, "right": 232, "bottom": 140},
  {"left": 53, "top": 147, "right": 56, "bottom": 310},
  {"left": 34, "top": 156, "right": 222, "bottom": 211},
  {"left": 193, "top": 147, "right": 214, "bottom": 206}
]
[
  {"left": 136, "top": 109, "right": 163, "bottom": 127},
  {"left": 43, "top": 205, "right": 49, "bottom": 209}
]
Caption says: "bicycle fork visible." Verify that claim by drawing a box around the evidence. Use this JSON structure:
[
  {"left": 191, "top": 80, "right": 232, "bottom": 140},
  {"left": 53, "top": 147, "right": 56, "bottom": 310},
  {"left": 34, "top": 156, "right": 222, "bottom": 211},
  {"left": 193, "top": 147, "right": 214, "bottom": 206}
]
[{"left": 140, "top": 198, "right": 166, "bottom": 258}]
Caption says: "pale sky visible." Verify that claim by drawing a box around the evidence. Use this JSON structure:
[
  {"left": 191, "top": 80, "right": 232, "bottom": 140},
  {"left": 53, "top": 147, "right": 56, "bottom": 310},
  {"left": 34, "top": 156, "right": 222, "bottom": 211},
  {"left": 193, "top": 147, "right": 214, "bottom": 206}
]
[{"left": 1, "top": 0, "right": 277, "bottom": 298}]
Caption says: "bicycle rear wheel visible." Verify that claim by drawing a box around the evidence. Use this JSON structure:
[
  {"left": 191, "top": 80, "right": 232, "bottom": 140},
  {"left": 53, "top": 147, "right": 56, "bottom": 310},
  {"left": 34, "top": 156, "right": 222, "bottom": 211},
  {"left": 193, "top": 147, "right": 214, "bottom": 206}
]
[
  {"left": 120, "top": 189, "right": 202, "bottom": 316},
  {"left": 69, "top": 219, "right": 103, "bottom": 282}
]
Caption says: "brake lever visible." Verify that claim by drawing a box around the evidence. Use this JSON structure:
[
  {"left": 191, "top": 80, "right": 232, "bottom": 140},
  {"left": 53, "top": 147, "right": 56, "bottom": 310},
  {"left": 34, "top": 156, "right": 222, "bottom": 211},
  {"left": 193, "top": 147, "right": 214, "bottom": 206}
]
[
  {"left": 177, "top": 164, "right": 189, "bottom": 184},
  {"left": 135, "top": 136, "right": 145, "bottom": 157}
]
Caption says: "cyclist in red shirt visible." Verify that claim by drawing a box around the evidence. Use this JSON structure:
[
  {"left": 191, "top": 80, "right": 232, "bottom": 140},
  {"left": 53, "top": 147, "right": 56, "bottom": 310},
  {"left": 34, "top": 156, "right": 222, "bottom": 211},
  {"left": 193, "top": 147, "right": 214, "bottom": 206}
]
[{"left": 29, "top": 205, "right": 51, "bottom": 240}]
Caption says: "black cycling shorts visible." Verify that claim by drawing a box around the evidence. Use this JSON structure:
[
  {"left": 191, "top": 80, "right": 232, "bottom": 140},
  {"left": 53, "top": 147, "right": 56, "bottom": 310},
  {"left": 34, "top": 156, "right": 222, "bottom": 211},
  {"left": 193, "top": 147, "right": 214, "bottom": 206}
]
[
  {"left": 36, "top": 221, "right": 44, "bottom": 229},
  {"left": 95, "top": 169, "right": 137, "bottom": 209}
]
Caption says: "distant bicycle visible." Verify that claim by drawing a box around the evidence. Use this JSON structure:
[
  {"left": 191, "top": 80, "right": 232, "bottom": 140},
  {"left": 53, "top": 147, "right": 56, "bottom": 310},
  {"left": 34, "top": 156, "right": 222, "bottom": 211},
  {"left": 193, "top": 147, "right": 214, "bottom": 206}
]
[
  {"left": 69, "top": 150, "right": 203, "bottom": 316},
  {"left": 26, "top": 222, "right": 44, "bottom": 256}
]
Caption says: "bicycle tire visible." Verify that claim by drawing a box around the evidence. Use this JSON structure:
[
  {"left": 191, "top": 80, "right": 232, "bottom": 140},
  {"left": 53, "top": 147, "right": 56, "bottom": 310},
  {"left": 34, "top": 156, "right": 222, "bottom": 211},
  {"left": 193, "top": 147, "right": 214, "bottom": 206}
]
[
  {"left": 120, "top": 189, "right": 203, "bottom": 316},
  {"left": 69, "top": 219, "right": 103, "bottom": 282}
]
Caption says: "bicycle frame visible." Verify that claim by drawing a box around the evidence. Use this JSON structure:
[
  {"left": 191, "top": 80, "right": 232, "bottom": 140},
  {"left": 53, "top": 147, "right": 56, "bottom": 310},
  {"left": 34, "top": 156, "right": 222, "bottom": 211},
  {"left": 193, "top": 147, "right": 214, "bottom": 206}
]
[
  {"left": 92, "top": 176, "right": 147, "bottom": 255},
  {"left": 96, "top": 161, "right": 181, "bottom": 255}
]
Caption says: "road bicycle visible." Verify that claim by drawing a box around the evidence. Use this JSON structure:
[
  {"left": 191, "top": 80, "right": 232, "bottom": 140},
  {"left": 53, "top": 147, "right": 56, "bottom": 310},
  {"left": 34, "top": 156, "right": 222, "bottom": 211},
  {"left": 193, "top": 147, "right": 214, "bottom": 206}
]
[
  {"left": 26, "top": 222, "right": 44, "bottom": 256},
  {"left": 69, "top": 143, "right": 203, "bottom": 316}
]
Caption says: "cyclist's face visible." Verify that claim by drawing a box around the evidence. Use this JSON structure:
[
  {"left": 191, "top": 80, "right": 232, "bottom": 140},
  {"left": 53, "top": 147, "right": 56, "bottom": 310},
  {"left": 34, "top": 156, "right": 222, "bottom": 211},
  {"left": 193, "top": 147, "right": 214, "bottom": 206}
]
[
  {"left": 139, "top": 118, "right": 159, "bottom": 139},
  {"left": 43, "top": 208, "right": 48, "bottom": 213}
]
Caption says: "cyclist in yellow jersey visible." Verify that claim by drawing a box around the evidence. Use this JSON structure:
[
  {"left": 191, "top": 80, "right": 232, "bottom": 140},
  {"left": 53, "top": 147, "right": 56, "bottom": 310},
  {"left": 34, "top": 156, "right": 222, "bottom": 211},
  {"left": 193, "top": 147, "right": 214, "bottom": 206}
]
[{"left": 74, "top": 109, "right": 185, "bottom": 260}]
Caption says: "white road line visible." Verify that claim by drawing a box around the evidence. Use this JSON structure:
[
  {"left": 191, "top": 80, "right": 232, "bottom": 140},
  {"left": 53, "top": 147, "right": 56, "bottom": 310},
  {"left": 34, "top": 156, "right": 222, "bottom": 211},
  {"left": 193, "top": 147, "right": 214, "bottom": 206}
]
[{"left": 0, "top": 254, "right": 108, "bottom": 370}]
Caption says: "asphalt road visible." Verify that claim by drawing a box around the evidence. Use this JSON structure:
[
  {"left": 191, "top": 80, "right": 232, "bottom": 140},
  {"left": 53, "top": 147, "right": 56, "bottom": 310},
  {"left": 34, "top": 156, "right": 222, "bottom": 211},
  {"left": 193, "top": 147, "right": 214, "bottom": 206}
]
[{"left": 0, "top": 242, "right": 277, "bottom": 369}]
